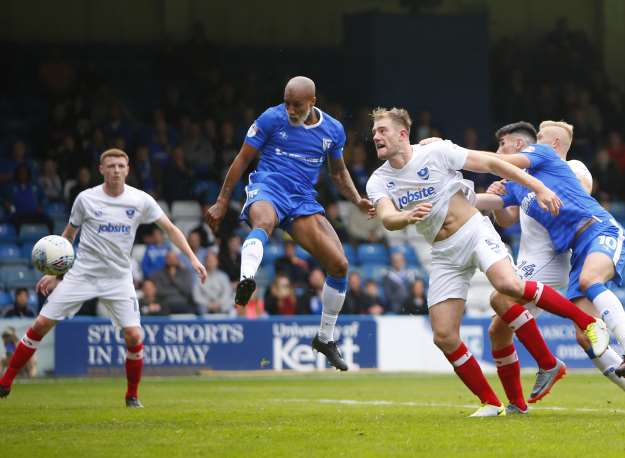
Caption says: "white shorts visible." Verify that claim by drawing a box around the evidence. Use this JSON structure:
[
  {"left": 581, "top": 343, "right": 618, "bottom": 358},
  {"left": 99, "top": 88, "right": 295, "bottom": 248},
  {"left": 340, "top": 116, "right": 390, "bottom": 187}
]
[
  {"left": 40, "top": 270, "right": 140, "bottom": 328},
  {"left": 515, "top": 249, "right": 570, "bottom": 318},
  {"left": 428, "top": 213, "right": 510, "bottom": 307}
]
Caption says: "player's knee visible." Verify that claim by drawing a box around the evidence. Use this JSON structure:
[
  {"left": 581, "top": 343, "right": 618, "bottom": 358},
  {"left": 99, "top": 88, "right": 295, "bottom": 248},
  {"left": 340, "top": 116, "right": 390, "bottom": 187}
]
[
  {"left": 331, "top": 256, "right": 349, "bottom": 277},
  {"left": 433, "top": 330, "right": 460, "bottom": 353},
  {"left": 124, "top": 328, "right": 143, "bottom": 347},
  {"left": 578, "top": 273, "right": 598, "bottom": 293}
]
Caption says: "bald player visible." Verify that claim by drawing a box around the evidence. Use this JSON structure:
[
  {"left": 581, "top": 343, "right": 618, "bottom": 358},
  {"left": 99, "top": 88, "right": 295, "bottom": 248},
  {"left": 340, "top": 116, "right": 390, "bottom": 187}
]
[{"left": 205, "top": 76, "right": 372, "bottom": 370}]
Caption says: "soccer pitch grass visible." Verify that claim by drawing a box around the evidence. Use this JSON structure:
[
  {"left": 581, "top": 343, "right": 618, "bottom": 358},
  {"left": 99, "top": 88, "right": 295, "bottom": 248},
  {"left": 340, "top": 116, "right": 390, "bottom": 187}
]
[{"left": 3, "top": 372, "right": 625, "bottom": 457}]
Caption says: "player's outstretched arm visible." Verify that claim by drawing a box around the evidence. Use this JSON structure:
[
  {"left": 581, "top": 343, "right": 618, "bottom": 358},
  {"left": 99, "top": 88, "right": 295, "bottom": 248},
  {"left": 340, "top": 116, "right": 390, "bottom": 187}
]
[
  {"left": 463, "top": 150, "right": 561, "bottom": 216},
  {"left": 376, "top": 197, "right": 431, "bottom": 231},
  {"left": 205, "top": 143, "right": 259, "bottom": 232},
  {"left": 328, "top": 156, "right": 373, "bottom": 213},
  {"left": 477, "top": 180, "right": 520, "bottom": 228},
  {"left": 156, "top": 215, "right": 208, "bottom": 283}
]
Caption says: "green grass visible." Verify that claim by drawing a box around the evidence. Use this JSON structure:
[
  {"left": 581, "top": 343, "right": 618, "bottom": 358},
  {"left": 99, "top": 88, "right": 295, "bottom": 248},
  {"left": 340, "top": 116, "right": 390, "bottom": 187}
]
[{"left": 3, "top": 372, "right": 625, "bottom": 457}]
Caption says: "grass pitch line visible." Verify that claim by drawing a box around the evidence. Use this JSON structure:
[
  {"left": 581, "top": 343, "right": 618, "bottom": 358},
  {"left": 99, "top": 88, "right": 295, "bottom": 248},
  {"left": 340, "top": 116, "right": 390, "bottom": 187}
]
[{"left": 275, "top": 398, "right": 625, "bottom": 414}]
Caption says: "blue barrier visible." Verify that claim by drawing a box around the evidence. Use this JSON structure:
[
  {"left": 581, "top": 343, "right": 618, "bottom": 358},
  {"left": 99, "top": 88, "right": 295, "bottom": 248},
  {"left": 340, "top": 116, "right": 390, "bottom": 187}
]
[{"left": 54, "top": 316, "right": 377, "bottom": 376}]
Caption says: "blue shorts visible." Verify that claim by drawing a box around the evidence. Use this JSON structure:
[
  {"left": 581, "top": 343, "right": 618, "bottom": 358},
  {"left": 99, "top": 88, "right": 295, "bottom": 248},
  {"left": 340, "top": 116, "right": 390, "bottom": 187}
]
[
  {"left": 240, "top": 179, "right": 325, "bottom": 230},
  {"left": 567, "top": 222, "right": 625, "bottom": 300}
]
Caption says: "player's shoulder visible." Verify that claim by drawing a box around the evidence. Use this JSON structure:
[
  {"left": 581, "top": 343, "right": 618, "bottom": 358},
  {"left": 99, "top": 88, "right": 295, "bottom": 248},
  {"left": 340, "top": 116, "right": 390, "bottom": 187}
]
[
  {"left": 76, "top": 184, "right": 103, "bottom": 201},
  {"left": 260, "top": 104, "right": 287, "bottom": 122},
  {"left": 368, "top": 161, "right": 393, "bottom": 182},
  {"left": 123, "top": 184, "right": 156, "bottom": 202}
]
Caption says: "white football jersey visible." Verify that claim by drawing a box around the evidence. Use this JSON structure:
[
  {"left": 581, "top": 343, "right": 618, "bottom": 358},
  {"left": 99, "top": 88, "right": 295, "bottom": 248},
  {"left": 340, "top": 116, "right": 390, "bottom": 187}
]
[
  {"left": 366, "top": 140, "right": 475, "bottom": 243},
  {"left": 69, "top": 184, "right": 164, "bottom": 278}
]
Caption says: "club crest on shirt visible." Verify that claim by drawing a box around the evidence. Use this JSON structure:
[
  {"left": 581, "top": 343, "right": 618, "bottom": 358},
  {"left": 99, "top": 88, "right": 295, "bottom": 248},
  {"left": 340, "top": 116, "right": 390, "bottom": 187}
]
[
  {"left": 322, "top": 138, "right": 333, "bottom": 152},
  {"left": 126, "top": 208, "right": 136, "bottom": 219},
  {"left": 417, "top": 167, "right": 430, "bottom": 180},
  {"left": 247, "top": 123, "right": 258, "bottom": 137}
]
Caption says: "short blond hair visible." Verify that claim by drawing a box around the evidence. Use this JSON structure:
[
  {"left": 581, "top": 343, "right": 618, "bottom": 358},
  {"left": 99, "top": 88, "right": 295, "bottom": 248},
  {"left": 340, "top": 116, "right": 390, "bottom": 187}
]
[
  {"left": 539, "top": 120, "right": 574, "bottom": 143},
  {"left": 100, "top": 148, "right": 129, "bottom": 164},
  {"left": 371, "top": 107, "right": 412, "bottom": 133}
]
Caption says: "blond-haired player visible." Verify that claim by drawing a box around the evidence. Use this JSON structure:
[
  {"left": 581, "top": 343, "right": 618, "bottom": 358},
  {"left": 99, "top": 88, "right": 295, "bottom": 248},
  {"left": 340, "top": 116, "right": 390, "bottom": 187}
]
[
  {"left": 366, "top": 108, "right": 608, "bottom": 417},
  {"left": 0, "top": 149, "right": 207, "bottom": 407},
  {"left": 477, "top": 120, "right": 625, "bottom": 412}
]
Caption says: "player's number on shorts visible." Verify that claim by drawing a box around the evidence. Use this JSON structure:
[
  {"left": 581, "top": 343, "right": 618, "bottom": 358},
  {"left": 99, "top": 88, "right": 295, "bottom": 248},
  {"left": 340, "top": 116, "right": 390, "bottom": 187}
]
[{"left": 598, "top": 235, "right": 617, "bottom": 251}]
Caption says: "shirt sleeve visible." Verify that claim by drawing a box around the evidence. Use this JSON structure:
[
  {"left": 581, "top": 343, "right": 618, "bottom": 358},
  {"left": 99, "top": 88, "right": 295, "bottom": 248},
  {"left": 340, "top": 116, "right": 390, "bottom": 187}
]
[
  {"left": 328, "top": 124, "right": 346, "bottom": 159},
  {"left": 141, "top": 193, "right": 165, "bottom": 224},
  {"left": 244, "top": 108, "right": 274, "bottom": 151},
  {"left": 500, "top": 182, "right": 519, "bottom": 208},
  {"left": 366, "top": 174, "right": 389, "bottom": 206},
  {"left": 69, "top": 193, "right": 85, "bottom": 227},
  {"left": 435, "top": 140, "right": 469, "bottom": 171}
]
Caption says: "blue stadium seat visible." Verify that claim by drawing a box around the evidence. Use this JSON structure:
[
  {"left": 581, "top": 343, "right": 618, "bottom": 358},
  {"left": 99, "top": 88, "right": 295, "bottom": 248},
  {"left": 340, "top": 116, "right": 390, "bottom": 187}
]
[
  {"left": 360, "top": 263, "right": 388, "bottom": 281},
  {"left": 262, "top": 243, "right": 284, "bottom": 265},
  {"left": 45, "top": 202, "right": 68, "bottom": 219},
  {"left": 255, "top": 264, "right": 276, "bottom": 290},
  {"left": 0, "top": 223, "right": 17, "bottom": 242},
  {"left": 20, "top": 242, "right": 35, "bottom": 263},
  {"left": 0, "top": 266, "right": 39, "bottom": 289},
  {"left": 343, "top": 244, "right": 358, "bottom": 266},
  {"left": 18, "top": 224, "right": 49, "bottom": 242},
  {"left": 0, "top": 291, "right": 12, "bottom": 307},
  {"left": 0, "top": 243, "right": 28, "bottom": 265},
  {"left": 390, "top": 245, "right": 420, "bottom": 268},
  {"left": 357, "top": 243, "right": 389, "bottom": 265}
]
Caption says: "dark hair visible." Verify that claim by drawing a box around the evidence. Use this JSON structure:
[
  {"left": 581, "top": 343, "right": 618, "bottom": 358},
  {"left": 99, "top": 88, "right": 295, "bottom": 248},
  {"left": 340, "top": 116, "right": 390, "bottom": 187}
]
[
  {"left": 15, "top": 288, "right": 28, "bottom": 297},
  {"left": 495, "top": 121, "right": 537, "bottom": 142}
]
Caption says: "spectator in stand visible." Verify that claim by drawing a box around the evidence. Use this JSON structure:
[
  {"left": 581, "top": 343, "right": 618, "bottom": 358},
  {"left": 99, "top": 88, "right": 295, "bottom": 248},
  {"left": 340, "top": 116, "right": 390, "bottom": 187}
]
[
  {"left": 264, "top": 273, "right": 297, "bottom": 315},
  {"left": 182, "top": 122, "right": 216, "bottom": 179},
  {"left": 274, "top": 239, "right": 310, "bottom": 288},
  {"left": 68, "top": 166, "right": 92, "bottom": 208},
  {"left": 346, "top": 200, "right": 385, "bottom": 244},
  {"left": 192, "top": 251, "right": 233, "bottom": 314},
  {"left": 362, "top": 280, "right": 386, "bottom": 315},
  {"left": 1, "top": 326, "right": 36, "bottom": 378},
  {"left": 103, "top": 100, "right": 132, "bottom": 148},
  {"left": 193, "top": 203, "right": 217, "bottom": 248},
  {"left": 401, "top": 278, "right": 428, "bottom": 315},
  {"left": 138, "top": 279, "right": 169, "bottom": 316},
  {"left": 218, "top": 234, "right": 242, "bottom": 284},
  {"left": 161, "top": 146, "right": 194, "bottom": 204},
  {"left": 343, "top": 271, "right": 370, "bottom": 314},
  {"left": 141, "top": 226, "right": 171, "bottom": 279},
  {"left": 0, "top": 140, "right": 29, "bottom": 186},
  {"left": 591, "top": 148, "right": 621, "bottom": 196},
  {"left": 133, "top": 145, "right": 160, "bottom": 197},
  {"left": 87, "top": 128, "right": 107, "bottom": 165},
  {"left": 346, "top": 142, "right": 370, "bottom": 194},
  {"left": 414, "top": 111, "right": 435, "bottom": 142},
  {"left": 296, "top": 268, "right": 326, "bottom": 314},
  {"left": 5, "top": 164, "right": 53, "bottom": 233},
  {"left": 382, "top": 251, "right": 414, "bottom": 314},
  {"left": 178, "top": 230, "right": 208, "bottom": 281},
  {"left": 151, "top": 251, "right": 195, "bottom": 314},
  {"left": 216, "top": 120, "right": 239, "bottom": 177},
  {"left": 606, "top": 131, "right": 625, "bottom": 173},
  {"left": 324, "top": 201, "right": 349, "bottom": 242},
  {"left": 53, "top": 134, "right": 85, "bottom": 181},
  {"left": 38, "top": 159, "right": 63, "bottom": 202},
  {"left": 3, "top": 289, "right": 35, "bottom": 318}
]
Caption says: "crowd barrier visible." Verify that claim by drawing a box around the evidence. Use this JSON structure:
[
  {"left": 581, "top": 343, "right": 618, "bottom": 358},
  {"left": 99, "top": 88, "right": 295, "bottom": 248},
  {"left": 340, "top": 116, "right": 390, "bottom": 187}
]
[{"left": 0, "top": 315, "right": 617, "bottom": 377}]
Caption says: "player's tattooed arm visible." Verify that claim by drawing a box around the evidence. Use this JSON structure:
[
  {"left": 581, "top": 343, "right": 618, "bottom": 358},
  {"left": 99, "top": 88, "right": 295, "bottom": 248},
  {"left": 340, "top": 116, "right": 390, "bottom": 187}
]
[
  {"left": 376, "top": 197, "right": 431, "bottom": 231},
  {"left": 328, "top": 156, "right": 373, "bottom": 213}
]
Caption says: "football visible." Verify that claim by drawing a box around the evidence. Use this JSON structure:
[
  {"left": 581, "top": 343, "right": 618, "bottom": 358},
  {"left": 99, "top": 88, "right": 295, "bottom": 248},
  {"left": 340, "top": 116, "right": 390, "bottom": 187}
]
[{"left": 31, "top": 235, "right": 76, "bottom": 276}]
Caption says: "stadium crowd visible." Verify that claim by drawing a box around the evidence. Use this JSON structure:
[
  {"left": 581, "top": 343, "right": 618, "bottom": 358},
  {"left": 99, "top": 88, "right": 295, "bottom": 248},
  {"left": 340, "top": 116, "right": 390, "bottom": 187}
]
[{"left": 1, "top": 19, "right": 625, "bottom": 318}]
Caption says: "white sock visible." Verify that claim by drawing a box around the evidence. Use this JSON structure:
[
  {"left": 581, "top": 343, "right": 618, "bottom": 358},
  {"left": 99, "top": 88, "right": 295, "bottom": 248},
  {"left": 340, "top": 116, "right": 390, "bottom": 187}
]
[
  {"left": 590, "top": 346, "right": 625, "bottom": 392},
  {"left": 318, "top": 281, "right": 346, "bottom": 343},
  {"left": 240, "top": 237, "right": 265, "bottom": 280},
  {"left": 592, "top": 289, "right": 625, "bottom": 349}
]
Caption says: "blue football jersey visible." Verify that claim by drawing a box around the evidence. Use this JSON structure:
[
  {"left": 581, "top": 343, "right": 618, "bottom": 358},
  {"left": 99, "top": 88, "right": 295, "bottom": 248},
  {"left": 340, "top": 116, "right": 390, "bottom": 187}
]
[
  {"left": 244, "top": 103, "right": 346, "bottom": 196},
  {"left": 501, "top": 143, "right": 613, "bottom": 253}
]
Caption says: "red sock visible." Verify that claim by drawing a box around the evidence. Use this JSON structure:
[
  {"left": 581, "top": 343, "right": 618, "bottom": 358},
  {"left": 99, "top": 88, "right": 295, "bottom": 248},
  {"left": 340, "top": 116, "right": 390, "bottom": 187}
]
[
  {"left": 125, "top": 343, "right": 144, "bottom": 400},
  {"left": 523, "top": 281, "right": 594, "bottom": 329},
  {"left": 492, "top": 344, "right": 527, "bottom": 411},
  {"left": 0, "top": 328, "right": 42, "bottom": 388},
  {"left": 501, "top": 304, "right": 556, "bottom": 370},
  {"left": 445, "top": 342, "right": 500, "bottom": 406}
]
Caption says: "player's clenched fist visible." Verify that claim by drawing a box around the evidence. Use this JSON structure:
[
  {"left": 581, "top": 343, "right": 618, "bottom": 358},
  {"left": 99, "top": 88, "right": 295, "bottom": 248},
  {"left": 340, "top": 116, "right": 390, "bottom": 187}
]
[
  {"left": 36, "top": 274, "right": 60, "bottom": 296},
  {"left": 535, "top": 186, "right": 562, "bottom": 216},
  {"left": 205, "top": 201, "right": 226, "bottom": 233}
]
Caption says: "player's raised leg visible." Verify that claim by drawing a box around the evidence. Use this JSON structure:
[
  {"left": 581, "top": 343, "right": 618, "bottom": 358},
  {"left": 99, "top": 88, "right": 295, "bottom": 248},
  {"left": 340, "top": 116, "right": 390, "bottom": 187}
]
[
  {"left": 430, "top": 298, "right": 504, "bottom": 416},
  {"left": 123, "top": 326, "right": 144, "bottom": 408},
  {"left": 236, "top": 201, "right": 277, "bottom": 306},
  {"left": 0, "top": 315, "right": 56, "bottom": 397},
  {"left": 290, "top": 214, "right": 349, "bottom": 371}
]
